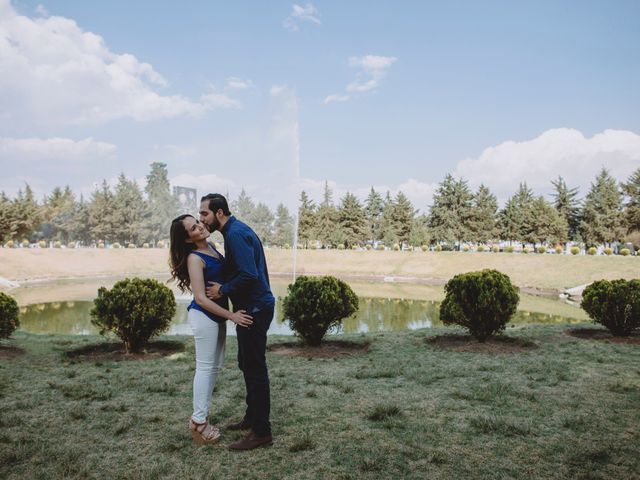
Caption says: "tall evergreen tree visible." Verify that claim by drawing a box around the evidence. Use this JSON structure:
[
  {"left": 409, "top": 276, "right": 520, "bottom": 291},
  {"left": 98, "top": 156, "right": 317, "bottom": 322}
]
[
  {"left": 580, "top": 168, "right": 626, "bottom": 246},
  {"left": 252, "top": 202, "right": 274, "bottom": 244},
  {"left": 380, "top": 191, "right": 398, "bottom": 245},
  {"left": 232, "top": 188, "right": 256, "bottom": 222},
  {"left": 11, "top": 184, "right": 40, "bottom": 241},
  {"left": 551, "top": 176, "right": 581, "bottom": 241},
  {"left": 88, "top": 180, "right": 118, "bottom": 243},
  {"left": 498, "top": 183, "right": 534, "bottom": 245},
  {"left": 112, "top": 174, "right": 145, "bottom": 245},
  {"left": 337, "top": 192, "right": 367, "bottom": 247},
  {"left": 364, "top": 187, "right": 384, "bottom": 244},
  {"left": 69, "top": 195, "right": 92, "bottom": 245},
  {"left": 273, "top": 203, "right": 294, "bottom": 247},
  {"left": 622, "top": 167, "right": 640, "bottom": 233},
  {"left": 467, "top": 184, "right": 498, "bottom": 243},
  {"left": 316, "top": 181, "right": 338, "bottom": 247},
  {"left": 391, "top": 191, "right": 415, "bottom": 247},
  {"left": 526, "top": 196, "right": 568, "bottom": 246},
  {"left": 143, "top": 162, "right": 180, "bottom": 243},
  {"left": 409, "top": 213, "right": 430, "bottom": 246},
  {"left": 428, "top": 174, "right": 473, "bottom": 246},
  {"left": 40, "top": 186, "right": 76, "bottom": 242},
  {"left": 0, "top": 192, "right": 13, "bottom": 243},
  {"left": 297, "top": 191, "right": 316, "bottom": 248}
]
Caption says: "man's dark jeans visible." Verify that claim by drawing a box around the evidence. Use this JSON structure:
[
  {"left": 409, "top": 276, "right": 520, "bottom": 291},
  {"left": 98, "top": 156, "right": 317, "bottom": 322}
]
[{"left": 236, "top": 305, "right": 273, "bottom": 437}]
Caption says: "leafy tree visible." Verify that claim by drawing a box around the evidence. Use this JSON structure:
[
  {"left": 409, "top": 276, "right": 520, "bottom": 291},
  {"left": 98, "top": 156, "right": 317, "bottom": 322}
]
[
  {"left": 112, "top": 174, "right": 145, "bottom": 245},
  {"left": 364, "top": 187, "right": 384, "bottom": 244},
  {"left": 38, "top": 186, "right": 76, "bottom": 242},
  {"left": 337, "top": 192, "right": 367, "bottom": 247},
  {"left": 580, "top": 169, "right": 626, "bottom": 246},
  {"left": 273, "top": 203, "right": 294, "bottom": 247},
  {"left": 467, "top": 184, "right": 498, "bottom": 243},
  {"left": 252, "top": 202, "right": 274, "bottom": 245},
  {"left": 391, "top": 191, "right": 415, "bottom": 247},
  {"left": 428, "top": 174, "right": 473, "bottom": 246},
  {"left": 551, "top": 176, "right": 581, "bottom": 241},
  {"left": 622, "top": 167, "right": 640, "bottom": 233},
  {"left": 316, "top": 181, "right": 338, "bottom": 247},
  {"left": 143, "top": 162, "right": 180, "bottom": 243},
  {"left": 68, "top": 195, "right": 92, "bottom": 245},
  {"left": 297, "top": 191, "right": 316, "bottom": 248},
  {"left": 409, "top": 213, "right": 431, "bottom": 246},
  {"left": 526, "top": 196, "right": 568, "bottom": 246}
]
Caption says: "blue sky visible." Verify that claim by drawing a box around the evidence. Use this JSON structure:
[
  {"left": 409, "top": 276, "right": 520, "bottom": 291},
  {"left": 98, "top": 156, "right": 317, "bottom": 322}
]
[{"left": 1, "top": 0, "right": 639, "bottom": 211}]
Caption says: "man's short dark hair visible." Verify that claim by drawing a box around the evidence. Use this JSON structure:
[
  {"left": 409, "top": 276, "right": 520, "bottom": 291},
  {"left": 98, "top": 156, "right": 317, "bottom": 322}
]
[{"left": 201, "top": 193, "right": 231, "bottom": 216}]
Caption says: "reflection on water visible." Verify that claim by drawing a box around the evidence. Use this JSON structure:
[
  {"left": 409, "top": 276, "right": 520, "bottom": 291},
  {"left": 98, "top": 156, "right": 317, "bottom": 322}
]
[{"left": 18, "top": 296, "right": 584, "bottom": 337}]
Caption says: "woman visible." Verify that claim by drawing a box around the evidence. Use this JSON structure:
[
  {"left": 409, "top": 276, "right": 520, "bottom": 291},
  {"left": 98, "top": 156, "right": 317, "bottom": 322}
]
[{"left": 169, "top": 214, "right": 253, "bottom": 445}]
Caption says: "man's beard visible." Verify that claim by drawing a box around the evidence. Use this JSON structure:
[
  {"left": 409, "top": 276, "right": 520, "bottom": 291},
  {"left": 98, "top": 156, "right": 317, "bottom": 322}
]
[{"left": 206, "top": 217, "right": 220, "bottom": 232}]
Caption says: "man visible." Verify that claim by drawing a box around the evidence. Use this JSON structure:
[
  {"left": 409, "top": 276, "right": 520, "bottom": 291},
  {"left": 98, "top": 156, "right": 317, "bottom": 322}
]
[{"left": 199, "top": 193, "right": 275, "bottom": 451}]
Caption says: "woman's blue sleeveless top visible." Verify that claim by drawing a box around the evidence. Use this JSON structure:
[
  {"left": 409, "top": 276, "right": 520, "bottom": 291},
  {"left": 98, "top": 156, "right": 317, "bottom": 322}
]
[{"left": 187, "top": 248, "right": 228, "bottom": 323}]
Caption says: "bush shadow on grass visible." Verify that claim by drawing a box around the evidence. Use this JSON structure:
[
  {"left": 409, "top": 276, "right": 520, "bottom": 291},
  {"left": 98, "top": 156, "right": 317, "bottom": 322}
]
[
  {"left": 268, "top": 339, "right": 370, "bottom": 358},
  {"left": 426, "top": 334, "right": 537, "bottom": 354},
  {"left": 64, "top": 340, "right": 185, "bottom": 362},
  {"left": 0, "top": 344, "right": 26, "bottom": 359},
  {"left": 565, "top": 328, "right": 640, "bottom": 345}
]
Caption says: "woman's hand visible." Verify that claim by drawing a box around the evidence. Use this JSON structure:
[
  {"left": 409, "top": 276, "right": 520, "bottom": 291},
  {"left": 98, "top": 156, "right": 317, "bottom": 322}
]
[{"left": 229, "top": 310, "right": 253, "bottom": 328}]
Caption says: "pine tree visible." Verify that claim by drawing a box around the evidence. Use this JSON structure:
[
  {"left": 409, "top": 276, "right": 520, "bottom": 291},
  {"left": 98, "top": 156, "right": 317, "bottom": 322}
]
[
  {"left": 297, "top": 191, "right": 316, "bottom": 248},
  {"left": 40, "top": 186, "right": 76, "bottom": 242},
  {"left": 273, "top": 203, "right": 294, "bottom": 247},
  {"left": 580, "top": 168, "right": 626, "bottom": 246},
  {"left": 409, "top": 213, "right": 430, "bottom": 246},
  {"left": 316, "top": 181, "right": 338, "bottom": 247},
  {"left": 143, "top": 162, "right": 180, "bottom": 243},
  {"left": 252, "top": 202, "right": 274, "bottom": 244},
  {"left": 622, "top": 167, "right": 640, "bottom": 233},
  {"left": 11, "top": 184, "right": 40, "bottom": 241},
  {"left": 88, "top": 180, "right": 118, "bottom": 243},
  {"left": 112, "top": 174, "right": 145, "bottom": 245},
  {"left": 551, "top": 176, "right": 581, "bottom": 241},
  {"left": 498, "top": 183, "right": 534, "bottom": 245},
  {"left": 0, "top": 192, "right": 13, "bottom": 243},
  {"left": 380, "top": 191, "right": 398, "bottom": 246},
  {"left": 69, "top": 195, "right": 91, "bottom": 245},
  {"left": 391, "top": 191, "right": 415, "bottom": 247},
  {"left": 364, "top": 187, "right": 384, "bottom": 244},
  {"left": 428, "top": 174, "right": 473, "bottom": 246},
  {"left": 526, "top": 196, "right": 568, "bottom": 245},
  {"left": 232, "top": 188, "right": 256, "bottom": 222},
  {"left": 337, "top": 192, "right": 367, "bottom": 247},
  {"left": 467, "top": 184, "right": 498, "bottom": 243}
]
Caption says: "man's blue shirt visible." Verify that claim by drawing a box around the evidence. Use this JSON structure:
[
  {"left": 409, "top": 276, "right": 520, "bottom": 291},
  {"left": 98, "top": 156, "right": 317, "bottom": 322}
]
[{"left": 219, "top": 216, "right": 275, "bottom": 312}]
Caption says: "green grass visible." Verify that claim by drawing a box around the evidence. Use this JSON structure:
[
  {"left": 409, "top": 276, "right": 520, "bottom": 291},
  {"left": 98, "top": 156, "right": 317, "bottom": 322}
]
[{"left": 1, "top": 325, "right": 639, "bottom": 479}]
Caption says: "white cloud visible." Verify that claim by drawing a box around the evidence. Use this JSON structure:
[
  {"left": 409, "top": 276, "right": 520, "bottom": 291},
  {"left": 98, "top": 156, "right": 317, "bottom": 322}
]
[
  {"left": 323, "top": 94, "right": 351, "bottom": 104},
  {"left": 34, "top": 4, "right": 47, "bottom": 16},
  {"left": 0, "top": 136, "right": 116, "bottom": 160},
  {"left": 453, "top": 128, "right": 640, "bottom": 203},
  {"left": 270, "top": 85, "right": 287, "bottom": 97},
  {"left": 0, "top": 1, "right": 239, "bottom": 127},
  {"left": 283, "top": 3, "right": 321, "bottom": 32},
  {"left": 325, "top": 54, "right": 397, "bottom": 104},
  {"left": 225, "top": 77, "right": 253, "bottom": 90}
]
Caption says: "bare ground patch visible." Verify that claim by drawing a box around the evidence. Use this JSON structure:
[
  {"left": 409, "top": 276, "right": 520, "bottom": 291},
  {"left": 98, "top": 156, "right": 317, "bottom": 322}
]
[
  {"left": 268, "top": 340, "right": 370, "bottom": 358},
  {"left": 565, "top": 328, "right": 640, "bottom": 345},
  {"left": 0, "top": 344, "right": 26, "bottom": 359},
  {"left": 426, "top": 334, "right": 538, "bottom": 354},
  {"left": 64, "top": 340, "right": 185, "bottom": 361}
]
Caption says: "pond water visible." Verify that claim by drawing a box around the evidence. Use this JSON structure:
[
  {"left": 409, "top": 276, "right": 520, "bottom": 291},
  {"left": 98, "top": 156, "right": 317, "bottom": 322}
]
[{"left": 14, "top": 277, "right": 586, "bottom": 336}]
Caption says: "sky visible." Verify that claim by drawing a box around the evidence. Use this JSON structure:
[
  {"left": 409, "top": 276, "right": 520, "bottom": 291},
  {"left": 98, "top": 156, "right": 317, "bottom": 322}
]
[{"left": 1, "top": 0, "right": 639, "bottom": 212}]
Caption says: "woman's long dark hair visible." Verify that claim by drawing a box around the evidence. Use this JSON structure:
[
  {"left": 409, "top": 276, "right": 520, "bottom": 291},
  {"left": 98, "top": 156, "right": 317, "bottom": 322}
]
[{"left": 169, "top": 214, "right": 196, "bottom": 293}]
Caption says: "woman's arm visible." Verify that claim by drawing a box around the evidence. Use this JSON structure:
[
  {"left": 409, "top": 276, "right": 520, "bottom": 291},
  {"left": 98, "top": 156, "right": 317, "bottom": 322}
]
[{"left": 187, "top": 254, "right": 253, "bottom": 327}]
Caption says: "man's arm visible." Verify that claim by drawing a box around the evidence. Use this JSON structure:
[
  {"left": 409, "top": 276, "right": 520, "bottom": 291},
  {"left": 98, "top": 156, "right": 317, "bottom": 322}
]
[{"left": 219, "top": 231, "right": 258, "bottom": 297}]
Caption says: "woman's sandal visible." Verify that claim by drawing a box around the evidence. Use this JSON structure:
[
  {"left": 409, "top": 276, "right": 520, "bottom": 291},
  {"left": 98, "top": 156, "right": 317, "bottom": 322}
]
[{"left": 189, "top": 418, "right": 221, "bottom": 445}]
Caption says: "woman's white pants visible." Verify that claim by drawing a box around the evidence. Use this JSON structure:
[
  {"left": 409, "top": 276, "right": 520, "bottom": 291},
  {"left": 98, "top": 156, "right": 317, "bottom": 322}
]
[{"left": 189, "top": 309, "right": 226, "bottom": 423}]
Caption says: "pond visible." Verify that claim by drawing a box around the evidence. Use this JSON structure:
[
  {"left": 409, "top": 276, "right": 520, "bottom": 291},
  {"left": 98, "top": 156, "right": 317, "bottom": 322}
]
[{"left": 12, "top": 277, "right": 587, "bottom": 336}]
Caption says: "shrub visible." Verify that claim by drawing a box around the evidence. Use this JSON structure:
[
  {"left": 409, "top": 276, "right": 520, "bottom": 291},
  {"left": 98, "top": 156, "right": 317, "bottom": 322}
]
[
  {"left": 555, "top": 246, "right": 563, "bottom": 254},
  {"left": 284, "top": 243, "right": 291, "bottom": 249},
  {"left": 393, "top": 244, "right": 400, "bottom": 251},
  {"left": 570, "top": 246, "right": 580, "bottom": 255},
  {"left": 587, "top": 247, "right": 597, "bottom": 256},
  {"left": 21, "top": 239, "right": 29, "bottom": 248},
  {"left": 440, "top": 269, "right": 520, "bottom": 342},
  {"left": 376, "top": 244, "right": 385, "bottom": 251},
  {"left": 337, "top": 244, "right": 345, "bottom": 250},
  {"left": 112, "top": 242, "right": 121, "bottom": 249},
  {"left": 604, "top": 248, "right": 613, "bottom": 256},
  {"left": 581, "top": 279, "right": 640, "bottom": 336},
  {"left": 282, "top": 275, "right": 358, "bottom": 346},
  {"left": 38, "top": 240, "right": 46, "bottom": 248},
  {"left": 492, "top": 245, "right": 500, "bottom": 253},
  {"left": 143, "top": 243, "right": 150, "bottom": 249},
  {"left": 366, "top": 244, "right": 373, "bottom": 250},
  {"left": 98, "top": 242, "right": 105, "bottom": 249},
  {"left": 537, "top": 246, "right": 546, "bottom": 254},
  {"left": 522, "top": 247, "right": 530, "bottom": 254},
  {"left": 620, "top": 248, "right": 630, "bottom": 256},
  {"left": 477, "top": 245, "right": 485, "bottom": 252},
  {"left": 420, "top": 245, "right": 428, "bottom": 252},
  {"left": 0, "top": 292, "right": 20, "bottom": 340},
  {"left": 505, "top": 245, "right": 514, "bottom": 253},
  {"left": 127, "top": 243, "right": 136, "bottom": 249},
  {"left": 351, "top": 244, "right": 358, "bottom": 250},
  {"left": 5, "top": 240, "right": 14, "bottom": 248},
  {"left": 53, "top": 241, "right": 61, "bottom": 248},
  {"left": 90, "top": 278, "right": 176, "bottom": 353},
  {"left": 435, "top": 245, "right": 442, "bottom": 252},
  {"left": 156, "top": 240, "right": 165, "bottom": 248},
  {"left": 462, "top": 245, "right": 470, "bottom": 252},
  {"left": 68, "top": 242, "right": 75, "bottom": 249}
]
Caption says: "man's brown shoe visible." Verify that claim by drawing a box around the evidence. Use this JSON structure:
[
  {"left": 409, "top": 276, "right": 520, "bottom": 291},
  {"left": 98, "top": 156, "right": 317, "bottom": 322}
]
[
  {"left": 225, "top": 417, "right": 251, "bottom": 431},
  {"left": 228, "top": 432, "right": 273, "bottom": 451}
]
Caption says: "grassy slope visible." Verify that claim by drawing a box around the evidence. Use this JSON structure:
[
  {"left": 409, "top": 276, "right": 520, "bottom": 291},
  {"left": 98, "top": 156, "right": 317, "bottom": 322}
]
[
  {"left": 1, "top": 326, "right": 639, "bottom": 479},
  {"left": 1, "top": 249, "right": 638, "bottom": 290}
]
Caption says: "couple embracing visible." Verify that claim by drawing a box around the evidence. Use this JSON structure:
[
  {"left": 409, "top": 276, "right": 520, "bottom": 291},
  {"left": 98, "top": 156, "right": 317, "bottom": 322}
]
[{"left": 169, "top": 193, "right": 274, "bottom": 451}]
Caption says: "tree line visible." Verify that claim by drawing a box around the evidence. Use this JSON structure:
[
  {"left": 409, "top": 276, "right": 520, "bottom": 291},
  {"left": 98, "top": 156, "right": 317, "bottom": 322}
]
[{"left": 1, "top": 166, "right": 639, "bottom": 250}]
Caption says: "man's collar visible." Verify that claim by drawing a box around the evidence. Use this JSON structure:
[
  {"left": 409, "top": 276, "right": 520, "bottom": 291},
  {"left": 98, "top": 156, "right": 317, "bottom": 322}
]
[{"left": 221, "top": 215, "right": 236, "bottom": 235}]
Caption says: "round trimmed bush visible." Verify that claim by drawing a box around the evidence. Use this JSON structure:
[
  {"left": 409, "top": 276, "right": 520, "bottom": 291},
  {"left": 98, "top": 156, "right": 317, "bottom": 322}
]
[
  {"left": 157, "top": 240, "right": 165, "bottom": 248},
  {"left": 98, "top": 242, "right": 105, "bottom": 249},
  {"left": 112, "top": 242, "right": 121, "bottom": 249},
  {"left": 284, "top": 243, "right": 291, "bottom": 249},
  {"left": 393, "top": 244, "right": 400, "bottom": 251},
  {"left": 5, "top": 240, "right": 14, "bottom": 248},
  {"left": 0, "top": 292, "right": 20, "bottom": 340},
  {"left": 21, "top": 239, "right": 29, "bottom": 248},
  {"left": 555, "top": 246, "right": 563, "bottom": 254},
  {"left": 53, "top": 241, "right": 61, "bottom": 248},
  {"left": 282, "top": 275, "right": 358, "bottom": 346},
  {"left": 68, "top": 242, "right": 75, "bottom": 249},
  {"left": 337, "top": 244, "right": 345, "bottom": 250},
  {"left": 537, "top": 246, "right": 546, "bottom": 254},
  {"left": 351, "top": 244, "right": 358, "bottom": 250},
  {"left": 143, "top": 243, "right": 150, "bottom": 249},
  {"left": 492, "top": 245, "right": 500, "bottom": 253},
  {"left": 570, "top": 246, "right": 580, "bottom": 255},
  {"left": 376, "top": 244, "right": 385, "bottom": 251},
  {"left": 421, "top": 245, "right": 428, "bottom": 252},
  {"left": 90, "top": 277, "right": 176, "bottom": 353},
  {"left": 587, "top": 247, "right": 597, "bottom": 255},
  {"left": 440, "top": 269, "right": 520, "bottom": 342},
  {"left": 604, "top": 248, "right": 613, "bottom": 256},
  {"left": 505, "top": 245, "right": 514, "bottom": 253},
  {"left": 38, "top": 240, "right": 46, "bottom": 248},
  {"left": 462, "top": 245, "right": 470, "bottom": 252},
  {"left": 366, "top": 244, "right": 373, "bottom": 250},
  {"left": 620, "top": 248, "right": 630, "bottom": 256},
  {"left": 522, "top": 247, "right": 531, "bottom": 254},
  {"left": 581, "top": 279, "right": 640, "bottom": 336},
  {"left": 477, "top": 245, "right": 485, "bottom": 252},
  {"left": 435, "top": 245, "right": 442, "bottom": 252}
]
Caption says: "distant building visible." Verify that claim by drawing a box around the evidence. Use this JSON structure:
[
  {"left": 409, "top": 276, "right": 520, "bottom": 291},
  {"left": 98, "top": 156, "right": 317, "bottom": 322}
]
[{"left": 173, "top": 186, "right": 197, "bottom": 213}]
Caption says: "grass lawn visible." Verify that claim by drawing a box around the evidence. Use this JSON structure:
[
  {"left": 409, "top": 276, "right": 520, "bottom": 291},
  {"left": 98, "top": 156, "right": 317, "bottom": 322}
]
[{"left": 1, "top": 325, "right": 639, "bottom": 479}]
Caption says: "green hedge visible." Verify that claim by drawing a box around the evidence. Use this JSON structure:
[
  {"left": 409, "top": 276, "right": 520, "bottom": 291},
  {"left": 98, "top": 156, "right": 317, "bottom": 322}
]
[
  {"left": 0, "top": 292, "right": 20, "bottom": 340},
  {"left": 581, "top": 279, "right": 640, "bottom": 336}
]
